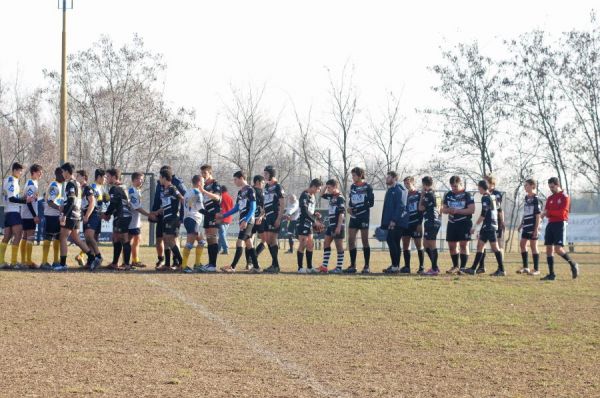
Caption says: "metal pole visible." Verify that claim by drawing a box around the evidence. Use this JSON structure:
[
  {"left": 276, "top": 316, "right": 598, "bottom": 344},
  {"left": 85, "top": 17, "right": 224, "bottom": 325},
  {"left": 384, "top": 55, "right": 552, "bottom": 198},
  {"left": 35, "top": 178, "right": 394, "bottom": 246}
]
[{"left": 59, "top": 0, "right": 68, "bottom": 165}]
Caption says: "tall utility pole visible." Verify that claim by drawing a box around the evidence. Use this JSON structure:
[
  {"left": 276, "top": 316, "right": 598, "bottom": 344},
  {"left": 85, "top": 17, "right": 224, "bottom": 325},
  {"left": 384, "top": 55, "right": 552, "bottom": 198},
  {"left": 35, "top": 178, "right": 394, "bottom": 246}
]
[{"left": 59, "top": 0, "right": 73, "bottom": 165}]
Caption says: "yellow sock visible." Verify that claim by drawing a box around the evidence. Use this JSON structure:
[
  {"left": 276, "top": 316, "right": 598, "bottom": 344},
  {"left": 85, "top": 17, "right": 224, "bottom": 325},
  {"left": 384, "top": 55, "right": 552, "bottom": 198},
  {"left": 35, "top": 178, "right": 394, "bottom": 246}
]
[
  {"left": 20, "top": 240, "right": 27, "bottom": 264},
  {"left": 134, "top": 257, "right": 141, "bottom": 264},
  {"left": 11, "top": 244, "right": 19, "bottom": 265},
  {"left": 52, "top": 240, "right": 60, "bottom": 263},
  {"left": 0, "top": 241, "right": 7, "bottom": 264},
  {"left": 42, "top": 240, "right": 51, "bottom": 264},
  {"left": 195, "top": 245, "right": 204, "bottom": 265},
  {"left": 182, "top": 247, "right": 191, "bottom": 267},
  {"left": 26, "top": 241, "right": 33, "bottom": 265}
]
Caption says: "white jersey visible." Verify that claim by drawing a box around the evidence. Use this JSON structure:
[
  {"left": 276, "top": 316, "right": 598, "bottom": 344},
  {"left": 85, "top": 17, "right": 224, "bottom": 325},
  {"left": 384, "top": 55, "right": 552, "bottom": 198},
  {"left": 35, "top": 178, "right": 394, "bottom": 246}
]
[
  {"left": 44, "top": 180, "right": 63, "bottom": 217},
  {"left": 285, "top": 200, "right": 300, "bottom": 221},
  {"left": 3, "top": 175, "right": 21, "bottom": 213},
  {"left": 128, "top": 186, "right": 143, "bottom": 229},
  {"left": 21, "top": 179, "right": 39, "bottom": 219},
  {"left": 184, "top": 188, "right": 204, "bottom": 223}
]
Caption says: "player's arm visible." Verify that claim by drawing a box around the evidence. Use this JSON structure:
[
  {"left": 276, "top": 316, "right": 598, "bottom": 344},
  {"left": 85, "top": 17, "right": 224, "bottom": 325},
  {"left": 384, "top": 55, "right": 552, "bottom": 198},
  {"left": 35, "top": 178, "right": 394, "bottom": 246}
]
[
  {"left": 104, "top": 189, "right": 118, "bottom": 217},
  {"left": 367, "top": 185, "right": 375, "bottom": 208},
  {"left": 454, "top": 201, "right": 475, "bottom": 215},
  {"left": 26, "top": 191, "right": 38, "bottom": 219},
  {"left": 335, "top": 202, "right": 344, "bottom": 233},
  {"left": 418, "top": 192, "right": 426, "bottom": 212},
  {"left": 84, "top": 192, "right": 95, "bottom": 221}
]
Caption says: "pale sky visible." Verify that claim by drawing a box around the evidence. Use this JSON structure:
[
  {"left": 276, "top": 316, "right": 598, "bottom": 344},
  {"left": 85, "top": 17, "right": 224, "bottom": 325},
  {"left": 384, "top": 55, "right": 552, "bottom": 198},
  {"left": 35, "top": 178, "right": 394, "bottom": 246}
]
[{"left": 1, "top": 0, "right": 597, "bottom": 166}]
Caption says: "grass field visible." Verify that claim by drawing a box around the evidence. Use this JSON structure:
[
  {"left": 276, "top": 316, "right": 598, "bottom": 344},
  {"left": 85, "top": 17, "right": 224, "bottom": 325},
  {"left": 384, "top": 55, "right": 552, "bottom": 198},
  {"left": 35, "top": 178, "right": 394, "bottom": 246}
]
[{"left": 0, "top": 246, "right": 598, "bottom": 397}]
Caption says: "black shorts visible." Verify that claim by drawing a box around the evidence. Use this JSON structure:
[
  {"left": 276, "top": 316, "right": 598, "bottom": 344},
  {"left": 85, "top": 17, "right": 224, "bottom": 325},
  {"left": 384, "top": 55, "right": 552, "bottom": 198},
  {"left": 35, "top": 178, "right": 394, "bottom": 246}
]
[
  {"left": 83, "top": 213, "right": 101, "bottom": 232},
  {"left": 62, "top": 217, "right": 80, "bottom": 230},
  {"left": 237, "top": 222, "right": 254, "bottom": 240},
  {"left": 22, "top": 218, "right": 36, "bottom": 231},
  {"left": 446, "top": 220, "right": 472, "bottom": 242},
  {"left": 252, "top": 222, "right": 265, "bottom": 235},
  {"left": 155, "top": 217, "right": 164, "bottom": 239},
  {"left": 44, "top": 216, "right": 60, "bottom": 236},
  {"left": 520, "top": 228, "right": 538, "bottom": 241},
  {"left": 325, "top": 225, "right": 345, "bottom": 240},
  {"left": 478, "top": 228, "right": 497, "bottom": 243},
  {"left": 128, "top": 228, "right": 141, "bottom": 236},
  {"left": 4, "top": 212, "right": 22, "bottom": 227},
  {"left": 348, "top": 217, "right": 369, "bottom": 230},
  {"left": 203, "top": 214, "right": 218, "bottom": 229},
  {"left": 544, "top": 221, "right": 567, "bottom": 246},
  {"left": 162, "top": 217, "right": 180, "bottom": 236},
  {"left": 113, "top": 217, "right": 132, "bottom": 234},
  {"left": 263, "top": 214, "right": 280, "bottom": 233},
  {"left": 296, "top": 220, "right": 313, "bottom": 237},
  {"left": 402, "top": 223, "right": 423, "bottom": 239},
  {"left": 423, "top": 220, "right": 441, "bottom": 241}
]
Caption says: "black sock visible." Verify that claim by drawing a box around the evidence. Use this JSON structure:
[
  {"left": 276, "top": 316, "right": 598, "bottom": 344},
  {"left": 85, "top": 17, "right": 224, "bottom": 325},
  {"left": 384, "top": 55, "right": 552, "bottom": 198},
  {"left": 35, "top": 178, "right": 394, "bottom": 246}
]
[
  {"left": 96, "top": 253, "right": 102, "bottom": 259},
  {"left": 208, "top": 243, "right": 219, "bottom": 265},
  {"left": 460, "top": 253, "right": 469, "bottom": 269},
  {"left": 112, "top": 241, "right": 123, "bottom": 264},
  {"left": 297, "top": 251, "right": 304, "bottom": 269},
  {"left": 249, "top": 248, "right": 259, "bottom": 269},
  {"left": 245, "top": 247, "right": 250, "bottom": 264},
  {"left": 471, "top": 252, "right": 483, "bottom": 270},
  {"left": 417, "top": 249, "right": 424, "bottom": 269},
  {"left": 306, "top": 250, "right": 313, "bottom": 269},
  {"left": 425, "top": 247, "right": 432, "bottom": 260},
  {"left": 451, "top": 254, "right": 459, "bottom": 268},
  {"left": 231, "top": 247, "right": 243, "bottom": 268},
  {"left": 547, "top": 256, "right": 555, "bottom": 275},
  {"left": 171, "top": 245, "right": 182, "bottom": 265},
  {"left": 521, "top": 251, "right": 529, "bottom": 268},
  {"left": 494, "top": 251, "right": 504, "bottom": 271},
  {"left": 158, "top": 255, "right": 164, "bottom": 262},
  {"left": 86, "top": 251, "right": 95, "bottom": 265},
  {"left": 288, "top": 238, "right": 293, "bottom": 251},
  {"left": 269, "top": 245, "right": 279, "bottom": 267},
  {"left": 560, "top": 252, "right": 575, "bottom": 266},
  {"left": 60, "top": 255, "right": 67, "bottom": 266},
  {"left": 256, "top": 242, "right": 265, "bottom": 257},
  {"left": 403, "top": 250, "right": 411, "bottom": 269},
  {"left": 122, "top": 242, "right": 132, "bottom": 265},
  {"left": 165, "top": 249, "right": 171, "bottom": 267},
  {"left": 349, "top": 248, "right": 357, "bottom": 267},
  {"left": 363, "top": 247, "right": 370, "bottom": 268},
  {"left": 533, "top": 253, "right": 540, "bottom": 271},
  {"left": 479, "top": 249, "right": 486, "bottom": 269},
  {"left": 432, "top": 249, "right": 439, "bottom": 270}
]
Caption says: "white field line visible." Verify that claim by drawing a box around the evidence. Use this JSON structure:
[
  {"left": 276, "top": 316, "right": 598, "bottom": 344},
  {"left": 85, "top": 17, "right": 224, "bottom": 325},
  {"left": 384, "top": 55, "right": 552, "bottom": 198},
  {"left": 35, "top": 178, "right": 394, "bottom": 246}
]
[{"left": 145, "top": 276, "right": 350, "bottom": 398}]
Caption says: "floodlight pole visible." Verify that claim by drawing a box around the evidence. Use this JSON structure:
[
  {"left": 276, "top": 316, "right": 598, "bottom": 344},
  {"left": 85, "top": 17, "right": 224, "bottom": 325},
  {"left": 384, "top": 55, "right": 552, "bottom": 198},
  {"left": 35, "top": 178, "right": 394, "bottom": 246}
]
[{"left": 59, "top": 0, "right": 72, "bottom": 165}]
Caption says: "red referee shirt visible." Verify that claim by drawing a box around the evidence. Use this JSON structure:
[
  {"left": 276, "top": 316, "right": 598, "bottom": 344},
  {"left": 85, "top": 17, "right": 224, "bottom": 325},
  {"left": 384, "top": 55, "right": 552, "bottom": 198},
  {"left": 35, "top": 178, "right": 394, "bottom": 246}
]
[
  {"left": 220, "top": 191, "right": 234, "bottom": 224},
  {"left": 545, "top": 191, "right": 570, "bottom": 223}
]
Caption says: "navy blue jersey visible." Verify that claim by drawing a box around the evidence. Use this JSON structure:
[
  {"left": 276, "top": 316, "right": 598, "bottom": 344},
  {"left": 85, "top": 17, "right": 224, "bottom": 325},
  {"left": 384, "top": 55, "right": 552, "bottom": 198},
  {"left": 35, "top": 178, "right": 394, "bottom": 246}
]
[
  {"left": 160, "top": 185, "right": 181, "bottom": 219},
  {"left": 263, "top": 182, "right": 285, "bottom": 218},
  {"left": 522, "top": 194, "right": 541, "bottom": 230},
  {"left": 298, "top": 190, "right": 317, "bottom": 225},
  {"left": 322, "top": 193, "right": 345, "bottom": 228},
  {"left": 106, "top": 184, "right": 131, "bottom": 219},
  {"left": 253, "top": 187, "right": 264, "bottom": 218},
  {"left": 236, "top": 185, "right": 256, "bottom": 222},
  {"left": 63, "top": 180, "right": 82, "bottom": 220},
  {"left": 490, "top": 188, "right": 503, "bottom": 212},
  {"left": 406, "top": 190, "right": 423, "bottom": 226},
  {"left": 480, "top": 194, "right": 498, "bottom": 230},
  {"left": 443, "top": 190, "right": 474, "bottom": 223},
  {"left": 202, "top": 179, "right": 222, "bottom": 217},
  {"left": 81, "top": 184, "right": 98, "bottom": 215},
  {"left": 348, "top": 183, "right": 374, "bottom": 220},
  {"left": 422, "top": 190, "right": 440, "bottom": 223}
]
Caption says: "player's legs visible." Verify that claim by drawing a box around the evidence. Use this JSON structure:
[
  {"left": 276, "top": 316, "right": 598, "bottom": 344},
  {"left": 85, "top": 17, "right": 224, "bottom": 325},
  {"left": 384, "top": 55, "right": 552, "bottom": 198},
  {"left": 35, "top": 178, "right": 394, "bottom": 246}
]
[
  {"left": 182, "top": 233, "right": 197, "bottom": 269},
  {"left": 205, "top": 226, "right": 219, "bottom": 268},
  {"left": 459, "top": 240, "right": 469, "bottom": 270},
  {"left": 519, "top": 238, "right": 530, "bottom": 273},
  {"left": 447, "top": 241, "right": 459, "bottom": 272},
  {"left": 265, "top": 230, "right": 280, "bottom": 271},
  {"left": 130, "top": 234, "right": 140, "bottom": 265},
  {"left": 413, "top": 236, "right": 424, "bottom": 273},
  {"left": 401, "top": 235, "right": 412, "bottom": 271},
  {"left": 348, "top": 227, "right": 358, "bottom": 268},
  {"left": 489, "top": 241, "right": 505, "bottom": 275},
  {"left": 85, "top": 228, "right": 100, "bottom": 256},
  {"left": 333, "top": 238, "right": 344, "bottom": 271},
  {"left": 320, "top": 235, "right": 334, "bottom": 271}
]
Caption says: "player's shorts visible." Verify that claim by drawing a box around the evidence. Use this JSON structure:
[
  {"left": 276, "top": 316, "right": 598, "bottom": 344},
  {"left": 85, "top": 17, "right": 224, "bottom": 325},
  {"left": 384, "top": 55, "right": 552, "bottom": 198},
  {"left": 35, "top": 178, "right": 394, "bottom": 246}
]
[
  {"left": 402, "top": 223, "right": 423, "bottom": 239},
  {"left": 128, "top": 228, "right": 141, "bottom": 236},
  {"left": 22, "top": 218, "right": 36, "bottom": 231},
  {"left": 113, "top": 216, "right": 132, "bottom": 234},
  {"left": 237, "top": 222, "right": 254, "bottom": 240},
  {"left": 478, "top": 228, "right": 497, "bottom": 243},
  {"left": 348, "top": 217, "right": 369, "bottom": 230},
  {"left": 296, "top": 219, "right": 313, "bottom": 237},
  {"left": 83, "top": 213, "right": 101, "bottom": 232},
  {"left": 446, "top": 220, "right": 472, "bottom": 242},
  {"left": 155, "top": 216, "right": 164, "bottom": 239},
  {"left": 184, "top": 218, "right": 201, "bottom": 235},
  {"left": 325, "top": 225, "right": 345, "bottom": 240},
  {"left": 162, "top": 217, "right": 180, "bottom": 236},
  {"left": 4, "top": 212, "right": 22, "bottom": 228},
  {"left": 44, "top": 216, "right": 60, "bottom": 237},
  {"left": 252, "top": 221, "right": 265, "bottom": 235},
  {"left": 423, "top": 220, "right": 441, "bottom": 241},
  {"left": 62, "top": 217, "right": 80, "bottom": 230},
  {"left": 263, "top": 213, "right": 280, "bottom": 233},
  {"left": 520, "top": 227, "right": 538, "bottom": 241},
  {"left": 544, "top": 221, "right": 567, "bottom": 246},
  {"left": 203, "top": 213, "right": 218, "bottom": 229}
]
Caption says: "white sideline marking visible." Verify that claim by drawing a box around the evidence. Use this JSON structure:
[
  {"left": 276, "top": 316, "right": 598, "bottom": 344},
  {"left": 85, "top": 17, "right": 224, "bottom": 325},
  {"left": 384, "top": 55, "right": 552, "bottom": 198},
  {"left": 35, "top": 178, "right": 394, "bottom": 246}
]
[{"left": 146, "top": 277, "right": 349, "bottom": 398}]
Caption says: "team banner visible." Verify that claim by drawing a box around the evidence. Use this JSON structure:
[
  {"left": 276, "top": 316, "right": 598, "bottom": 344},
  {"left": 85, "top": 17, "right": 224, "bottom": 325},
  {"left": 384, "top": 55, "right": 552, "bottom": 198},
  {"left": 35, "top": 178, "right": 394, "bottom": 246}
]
[{"left": 540, "top": 214, "right": 600, "bottom": 243}]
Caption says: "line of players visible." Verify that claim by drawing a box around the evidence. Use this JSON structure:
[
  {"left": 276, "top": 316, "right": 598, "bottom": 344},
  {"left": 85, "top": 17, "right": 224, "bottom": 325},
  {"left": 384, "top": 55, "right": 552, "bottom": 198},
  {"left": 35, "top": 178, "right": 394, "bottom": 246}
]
[{"left": 0, "top": 161, "right": 579, "bottom": 279}]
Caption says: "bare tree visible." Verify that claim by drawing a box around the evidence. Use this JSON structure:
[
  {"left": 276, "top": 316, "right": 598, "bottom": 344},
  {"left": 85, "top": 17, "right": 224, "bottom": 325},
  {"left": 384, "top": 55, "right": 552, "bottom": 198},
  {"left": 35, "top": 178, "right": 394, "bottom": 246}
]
[
  {"left": 289, "top": 101, "right": 316, "bottom": 181},
  {"left": 427, "top": 42, "right": 509, "bottom": 177}
]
